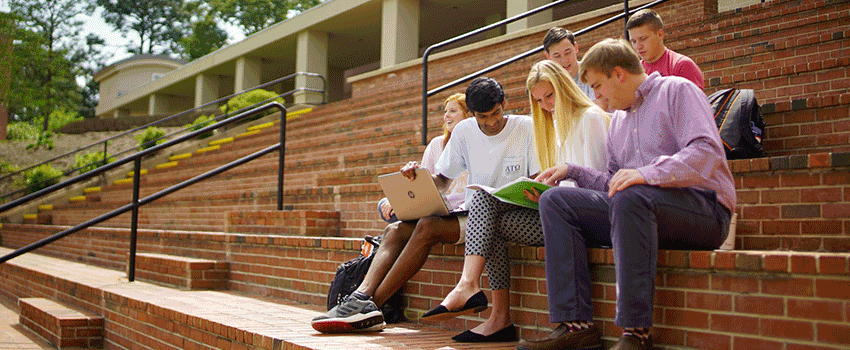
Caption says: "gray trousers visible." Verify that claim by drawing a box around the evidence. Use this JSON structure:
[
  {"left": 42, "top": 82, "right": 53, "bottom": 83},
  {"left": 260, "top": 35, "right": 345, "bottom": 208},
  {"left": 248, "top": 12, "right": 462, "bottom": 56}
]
[{"left": 539, "top": 185, "right": 730, "bottom": 328}]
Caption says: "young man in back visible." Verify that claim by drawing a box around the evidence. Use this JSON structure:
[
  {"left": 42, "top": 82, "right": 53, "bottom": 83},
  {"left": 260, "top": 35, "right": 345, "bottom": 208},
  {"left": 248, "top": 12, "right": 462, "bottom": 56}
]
[
  {"left": 626, "top": 9, "right": 704, "bottom": 89},
  {"left": 543, "top": 27, "right": 595, "bottom": 99},
  {"left": 517, "top": 38, "right": 733, "bottom": 350}
]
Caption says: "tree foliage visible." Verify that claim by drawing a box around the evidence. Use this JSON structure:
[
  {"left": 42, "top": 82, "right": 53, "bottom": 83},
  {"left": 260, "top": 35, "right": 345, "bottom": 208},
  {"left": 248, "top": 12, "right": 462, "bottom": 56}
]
[
  {"left": 97, "top": 0, "right": 189, "bottom": 55},
  {"left": 3, "top": 0, "right": 94, "bottom": 146},
  {"left": 211, "top": 0, "right": 322, "bottom": 35}
]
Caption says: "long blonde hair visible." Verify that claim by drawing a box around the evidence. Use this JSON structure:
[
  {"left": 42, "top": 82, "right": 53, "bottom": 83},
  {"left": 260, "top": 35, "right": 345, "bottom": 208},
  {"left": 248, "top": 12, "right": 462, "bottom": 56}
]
[
  {"left": 527, "top": 60, "right": 604, "bottom": 169},
  {"left": 442, "top": 93, "right": 470, "bottom": 148}
]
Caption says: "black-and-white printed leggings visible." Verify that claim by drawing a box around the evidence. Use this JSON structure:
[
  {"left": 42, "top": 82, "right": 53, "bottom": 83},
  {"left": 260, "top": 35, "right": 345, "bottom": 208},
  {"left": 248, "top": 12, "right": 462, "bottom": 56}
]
[{"left": 464, "top": 189, "right": 544, "bottom": 290}]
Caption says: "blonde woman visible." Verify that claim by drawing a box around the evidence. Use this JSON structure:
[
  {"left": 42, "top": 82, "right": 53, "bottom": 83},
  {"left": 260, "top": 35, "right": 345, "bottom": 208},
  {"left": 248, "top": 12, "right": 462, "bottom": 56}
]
[{"left": 423, "top": 60, "right": 609, "bottom": 343}]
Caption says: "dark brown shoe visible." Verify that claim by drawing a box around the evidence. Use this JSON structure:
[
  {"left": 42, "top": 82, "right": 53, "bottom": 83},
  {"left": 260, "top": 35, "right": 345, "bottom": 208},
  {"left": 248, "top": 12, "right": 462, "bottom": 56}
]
[
  {"left": 516, "top": 323, "right": 603, "bottom": 350},
  {"left": 608, "top": 334, "right": 653, "bottom": 350}
]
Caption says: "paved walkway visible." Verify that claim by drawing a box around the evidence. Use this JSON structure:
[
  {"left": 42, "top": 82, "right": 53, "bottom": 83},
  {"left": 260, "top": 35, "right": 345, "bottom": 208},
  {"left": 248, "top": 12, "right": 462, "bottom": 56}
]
[
  {"left": 0, "top": 295, "right": 53, "bottom": 350},
  {"left": 0, "top": 248, "right": 518, "bottom": 350}
]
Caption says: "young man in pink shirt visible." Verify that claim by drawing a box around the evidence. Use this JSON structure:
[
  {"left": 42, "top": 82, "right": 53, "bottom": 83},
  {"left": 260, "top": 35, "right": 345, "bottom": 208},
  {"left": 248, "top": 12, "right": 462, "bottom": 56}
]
[{"left": 626, "top": 9, "right": 704, "bottom": 89}]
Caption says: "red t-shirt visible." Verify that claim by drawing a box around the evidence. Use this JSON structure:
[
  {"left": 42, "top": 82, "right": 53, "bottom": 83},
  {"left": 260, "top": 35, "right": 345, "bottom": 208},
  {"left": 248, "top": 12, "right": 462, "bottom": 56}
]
[{"left": 641, "top": 48, "right": 704, "bottom": 89}]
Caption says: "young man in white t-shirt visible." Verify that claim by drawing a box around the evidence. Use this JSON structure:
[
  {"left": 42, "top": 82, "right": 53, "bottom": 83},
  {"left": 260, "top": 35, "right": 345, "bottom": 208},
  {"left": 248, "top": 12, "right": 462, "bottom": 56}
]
[
  {"left": 312, "top": 78, "right": 537, "bottom": 341},
  {"left": 409, "top": 77, "right": 540, "bottom": 342}
]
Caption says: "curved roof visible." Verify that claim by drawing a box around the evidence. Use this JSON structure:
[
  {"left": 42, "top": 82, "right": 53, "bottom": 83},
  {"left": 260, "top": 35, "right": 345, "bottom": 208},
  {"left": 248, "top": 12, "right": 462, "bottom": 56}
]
[{"left": 93, "top": 54, "right": 186, "bottom": 82}]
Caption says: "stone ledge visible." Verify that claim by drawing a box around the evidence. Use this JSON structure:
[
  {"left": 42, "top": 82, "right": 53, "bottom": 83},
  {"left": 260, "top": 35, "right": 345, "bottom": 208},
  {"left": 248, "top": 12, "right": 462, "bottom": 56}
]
[{"left": 18, "top": 297, "right": 104, "bottom": 349}]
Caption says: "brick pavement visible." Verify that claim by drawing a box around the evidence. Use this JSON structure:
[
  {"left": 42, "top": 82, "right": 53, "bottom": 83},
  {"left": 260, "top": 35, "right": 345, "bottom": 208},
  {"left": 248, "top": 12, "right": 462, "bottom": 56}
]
[{"left": 0, "top": 248, "right": 519, "bottom": 349}]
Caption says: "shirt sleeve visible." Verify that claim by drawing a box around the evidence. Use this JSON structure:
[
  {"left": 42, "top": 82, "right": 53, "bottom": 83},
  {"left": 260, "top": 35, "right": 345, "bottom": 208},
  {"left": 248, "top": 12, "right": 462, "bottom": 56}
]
[
  {"left": 565, "top": 110, "right": 617, "bottom": 191},
  {"left": 674, "top": 57, "right": 705, "bottom": 90},
  {"left": 420, "top": 136, "right": 443, "bottom": 174},
  {"left": 637, "top": 81, "right": 726, "bottom": 188},
  {"left": 435, "top": 128, "right": 466, "bottom": 180},
  {"left": 578, "top": 108, "right": 609, "bottom": 172}
]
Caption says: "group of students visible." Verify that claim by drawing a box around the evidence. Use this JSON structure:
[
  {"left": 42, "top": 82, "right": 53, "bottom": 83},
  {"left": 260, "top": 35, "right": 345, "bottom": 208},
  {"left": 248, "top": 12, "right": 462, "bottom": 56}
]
[{"left": 311, "top": 9, "right": 735, "bottom": 350}]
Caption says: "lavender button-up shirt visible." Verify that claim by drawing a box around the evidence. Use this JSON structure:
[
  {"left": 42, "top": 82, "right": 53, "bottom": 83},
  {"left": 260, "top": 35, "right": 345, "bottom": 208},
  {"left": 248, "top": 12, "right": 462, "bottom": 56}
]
[{"left": 565, "top": 72, "right": 736, "bottom": 212}]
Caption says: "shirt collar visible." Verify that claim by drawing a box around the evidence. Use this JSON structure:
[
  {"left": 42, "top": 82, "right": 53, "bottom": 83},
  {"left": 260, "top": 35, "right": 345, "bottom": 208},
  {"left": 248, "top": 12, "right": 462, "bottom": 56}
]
[{"left": 627, "top": 72, "right": 662, "bottom": 112}]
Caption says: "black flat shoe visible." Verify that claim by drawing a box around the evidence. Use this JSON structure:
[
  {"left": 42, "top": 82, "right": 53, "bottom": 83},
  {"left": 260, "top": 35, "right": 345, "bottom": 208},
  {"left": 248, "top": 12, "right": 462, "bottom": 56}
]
[
  {"left": 452, "top": 324, "right": 518, "bottom": 343},
  {"left": 420, "top": 290, "right": 488, "bottom": 321}
]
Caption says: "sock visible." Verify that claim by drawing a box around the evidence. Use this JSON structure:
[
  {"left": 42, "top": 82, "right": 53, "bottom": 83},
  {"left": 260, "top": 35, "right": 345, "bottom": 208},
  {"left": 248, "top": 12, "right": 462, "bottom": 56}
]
[
  {"left": 623, "top": 327, "right": 650, "bottom": 343},
  {"left": 350, "top": 291, "right": 371, "bottom": 300},
  {"left": 564, "top": 320, "right": 593, "bottom": 332}
]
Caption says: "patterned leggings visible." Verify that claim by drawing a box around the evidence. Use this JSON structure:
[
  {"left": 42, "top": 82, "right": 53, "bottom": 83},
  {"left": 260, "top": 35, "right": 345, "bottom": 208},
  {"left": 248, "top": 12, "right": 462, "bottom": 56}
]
[{"left": 464, "top": 189, "right": 544, "bottom": 290}]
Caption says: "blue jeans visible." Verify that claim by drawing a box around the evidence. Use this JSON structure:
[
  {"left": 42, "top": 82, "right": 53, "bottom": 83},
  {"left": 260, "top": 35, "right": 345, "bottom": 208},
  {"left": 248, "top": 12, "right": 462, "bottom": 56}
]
[{"left": 539, "top": 185, "right": 730, "bottom": 328}]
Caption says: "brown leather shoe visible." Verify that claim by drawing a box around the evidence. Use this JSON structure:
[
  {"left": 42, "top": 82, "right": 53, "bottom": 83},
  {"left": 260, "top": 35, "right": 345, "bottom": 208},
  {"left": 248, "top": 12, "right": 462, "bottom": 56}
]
[
  {"left": 608, "top": 334, "right": 653, "bottom": 350},
  {"left": 516, "top": 323, "right": 603, "bottom": 350}
]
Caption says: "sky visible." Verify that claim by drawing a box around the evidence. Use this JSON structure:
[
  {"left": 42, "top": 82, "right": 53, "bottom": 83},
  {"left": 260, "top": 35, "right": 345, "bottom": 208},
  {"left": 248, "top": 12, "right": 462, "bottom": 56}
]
[{"left": 0, "top": 2, "right": 248, "bottom": 67}]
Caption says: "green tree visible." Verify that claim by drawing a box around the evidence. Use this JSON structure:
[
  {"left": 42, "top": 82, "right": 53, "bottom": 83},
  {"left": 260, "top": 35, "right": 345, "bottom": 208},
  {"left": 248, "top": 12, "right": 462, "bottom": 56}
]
[
  {"left": 180, "top": 2, "right": 228, "bottom": 61},
  {"left": 5, "top": 0, "right": 93, "bottom": 148},
  {"left": 97, "top": 0, "right": 189, "bottom": 55},
  {"left": 211, "top": 0, "right": 322, "bottom": 35}
]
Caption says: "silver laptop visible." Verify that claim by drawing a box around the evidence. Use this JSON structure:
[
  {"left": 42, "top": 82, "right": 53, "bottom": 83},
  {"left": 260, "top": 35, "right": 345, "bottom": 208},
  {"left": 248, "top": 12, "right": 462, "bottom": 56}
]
[{"left": 377, "top": 168, "right": 452, "bottom": 221}]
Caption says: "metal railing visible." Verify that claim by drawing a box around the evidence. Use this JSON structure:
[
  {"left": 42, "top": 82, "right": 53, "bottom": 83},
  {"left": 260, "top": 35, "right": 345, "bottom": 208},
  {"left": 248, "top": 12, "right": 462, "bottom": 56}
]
[
  {"left": 420, "top": 0, "right": 668, "bottom": 145},
  {"left": 0, "top": 72, "right": 324, "bottom": 203},
  {"left": 0, "top": 102, "right": 288, "bottom": 282}
]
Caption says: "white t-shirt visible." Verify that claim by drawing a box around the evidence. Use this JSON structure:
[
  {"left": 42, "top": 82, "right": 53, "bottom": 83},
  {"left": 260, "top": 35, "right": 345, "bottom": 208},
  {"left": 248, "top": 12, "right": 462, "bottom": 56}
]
[
  {"left": 436, "top": 115, "right": 540, "bottom": 205},
  {"left": 421, "top": 135, "right": 468, "bottom": 210}
]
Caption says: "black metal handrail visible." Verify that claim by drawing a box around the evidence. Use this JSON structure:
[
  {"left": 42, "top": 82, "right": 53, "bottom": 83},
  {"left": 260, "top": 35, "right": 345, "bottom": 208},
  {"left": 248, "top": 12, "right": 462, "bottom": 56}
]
[
  {"left": 0, "top": 72, "right": 323, "bottom": 201},
  {"left": 420, "top": 0, "right": 569, "bottom": 146},
  {"left": 0, "top": 102, "right": 287, "bottom": 282},
  {"left": 420, "top": 0, "right": 668, "bottom": 145}
]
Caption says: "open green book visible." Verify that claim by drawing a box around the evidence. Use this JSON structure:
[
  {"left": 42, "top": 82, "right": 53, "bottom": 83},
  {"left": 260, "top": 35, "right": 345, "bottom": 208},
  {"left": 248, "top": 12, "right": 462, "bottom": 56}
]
[{"left": 467, "top": 177, "right": 552, "bottom": 210}]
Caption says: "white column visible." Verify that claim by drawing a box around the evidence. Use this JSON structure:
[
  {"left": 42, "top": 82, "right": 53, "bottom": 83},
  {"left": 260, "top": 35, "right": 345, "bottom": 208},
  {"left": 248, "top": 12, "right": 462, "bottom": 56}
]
[
  {"left": 295, "top": 30, "right": 329, "bottom": 105},
  {"left": 506, "top": 0, "right": 552, "bottom": 34},
  {"left": 112, "top": 109, "right": 129, "bottom": 119},
  {"left": 148, "top": 94, "right": 168, "bottom": 116},
  {"left": 195, "top": 73, "right": 220, "bottom": 110},
  {"left": 234, "top": 57, "right": 261, "bottom": 93},
  {"left": 380, "top": 0, "right": 420, "bottom": 68}
]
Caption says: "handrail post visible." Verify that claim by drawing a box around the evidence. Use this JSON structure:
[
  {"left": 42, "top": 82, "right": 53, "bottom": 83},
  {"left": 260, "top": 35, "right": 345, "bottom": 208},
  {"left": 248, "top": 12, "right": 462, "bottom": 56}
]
[
  {"left": 128, "top": 157, "right": 141, "bottom": 282},
  {"left": 624, "top": 0, "right": 630, "bottom": 40},
  {"left": 277, "top": 107, "right": 286, "bottom": 210},
  {"left": 421, "top": 49, "right": 430, "bottom": 146}
]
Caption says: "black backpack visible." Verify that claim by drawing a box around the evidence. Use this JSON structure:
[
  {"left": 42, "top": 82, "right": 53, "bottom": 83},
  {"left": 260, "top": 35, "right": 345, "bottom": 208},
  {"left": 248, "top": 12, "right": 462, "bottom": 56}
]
[
  {"left": 707, "top": 88, "right": 766, "bottom": 160},
  {"left": 326, "top": 235, "right": 405, "bottom": 323}
]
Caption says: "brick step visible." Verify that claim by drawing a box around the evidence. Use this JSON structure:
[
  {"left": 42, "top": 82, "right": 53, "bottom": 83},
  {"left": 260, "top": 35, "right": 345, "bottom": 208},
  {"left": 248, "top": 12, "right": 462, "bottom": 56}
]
[
  {"left": 1, "top": 230, "right": 849, "bottom": 349},
  {"left": 760, "top": 95, "right": 850, "bottom": 156},
  {"left": 730, "top": 153, "right": 850, "bottom": 252},
  {"left": 0, "top": 247, "right": 518, "bottom": 350},
  {"left": 18, "top": 297, "right": 104, "bottom": 349},
  {"left": 132, "top": 252, "right": 229, "bottom": 290},
  {"left": 225, "top": 209, "right": 341, "bottom": 236}
]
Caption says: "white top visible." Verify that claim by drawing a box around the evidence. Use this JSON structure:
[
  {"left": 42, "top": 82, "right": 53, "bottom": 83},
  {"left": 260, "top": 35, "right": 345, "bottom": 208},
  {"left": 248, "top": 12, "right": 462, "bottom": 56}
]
[
  {"left": 436, "top": 115, "right": 540, "bottom": 205},
  {"left": 421, "top": 135, "right": 468, "bottom": 210},
  {"left": 555, "top": 106, "right": 610, "bottom": 187}
]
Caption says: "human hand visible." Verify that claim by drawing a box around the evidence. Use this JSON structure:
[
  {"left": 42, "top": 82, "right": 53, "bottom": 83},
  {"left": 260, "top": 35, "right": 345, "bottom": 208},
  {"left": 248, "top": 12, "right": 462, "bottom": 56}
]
[
  {"left": 380, "top": 201, "right": 394, "bottom": 219},
  {"left": 536, "top": 164, "right": 569, "bottom": 186},
  {"left": 607, "top": 169, "right": 646, "bottom": 197},
  {"left": 523, "top": 187, "right": 542, "bottom": 203},
  {"left": 401, "top": 161, "right": 420, "bottom": 181}
]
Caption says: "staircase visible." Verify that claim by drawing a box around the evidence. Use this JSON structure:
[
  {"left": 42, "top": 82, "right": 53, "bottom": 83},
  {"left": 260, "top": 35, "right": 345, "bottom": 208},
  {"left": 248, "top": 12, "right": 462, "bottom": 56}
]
[{"left": 0, "top": 0, "right": 848, "bottom": 349}]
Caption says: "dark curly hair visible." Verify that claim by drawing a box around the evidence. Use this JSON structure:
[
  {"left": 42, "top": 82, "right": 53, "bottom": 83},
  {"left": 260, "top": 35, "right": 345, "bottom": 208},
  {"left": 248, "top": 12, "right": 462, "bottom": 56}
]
[{"left": 465, "top": 77, "right": 505, "bottom": 113}]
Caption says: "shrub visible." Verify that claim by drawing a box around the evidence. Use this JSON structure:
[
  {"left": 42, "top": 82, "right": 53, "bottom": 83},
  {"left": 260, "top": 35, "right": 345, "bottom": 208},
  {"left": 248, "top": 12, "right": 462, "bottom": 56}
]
[
  {"left": 15, "top": 164, "right": 63, "bottom": 194},
  {"left": 6, "top": 122, "right": 39, "bottom": 140},
  {"left": 183, "top": 114, "right": 216, "bottom": 139},
  {"left": 0, "top": 160, "right": 18, "bottom": 174},
  {"left": 37, "top": 109, "right": 83, "bottom": 132},
  {"left": 135, "top": 126, "right": 167, "bottom": 151},
  {"left": 72, "top": 151, "right": 116, "bottom": 174},
  {"left": 26, "top": 131, "right": 54, "bottom": 150},
  {"left": 219, "top": 89, "right": 284, "bottom": 120}
]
